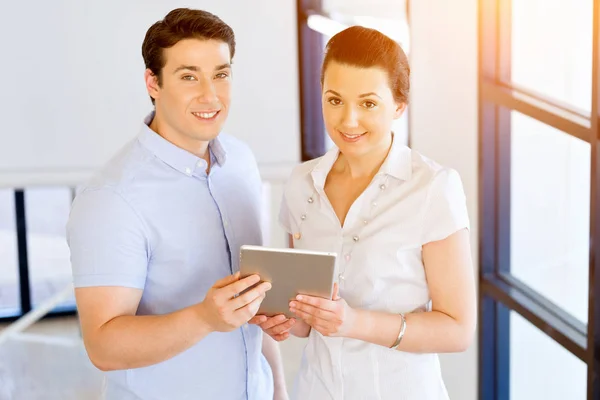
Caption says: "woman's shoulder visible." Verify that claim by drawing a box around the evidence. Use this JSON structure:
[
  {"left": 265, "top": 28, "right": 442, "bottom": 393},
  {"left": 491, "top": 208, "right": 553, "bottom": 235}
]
[
  {"left": 283, "top": 157, "right": 323, "bottom": 189},
  {"left": 408, "top": 148, "right": 463, "bottom": 189}
]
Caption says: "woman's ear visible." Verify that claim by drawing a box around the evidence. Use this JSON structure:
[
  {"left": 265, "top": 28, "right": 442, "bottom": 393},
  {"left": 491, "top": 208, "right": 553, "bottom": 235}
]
[{"left": 394, "top": 102, "right": 407, "bottom": 119}]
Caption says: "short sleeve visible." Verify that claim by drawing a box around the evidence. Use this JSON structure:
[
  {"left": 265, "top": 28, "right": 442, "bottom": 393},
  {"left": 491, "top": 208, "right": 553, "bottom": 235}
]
[
  {"left": 66, "top": 188, "right": 150, "bottom": 289},
  {"left": 421, "top": 168, "right": 470, "bottom": 244}
]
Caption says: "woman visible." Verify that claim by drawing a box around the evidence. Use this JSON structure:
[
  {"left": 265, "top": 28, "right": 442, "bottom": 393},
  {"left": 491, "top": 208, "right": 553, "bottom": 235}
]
[{"left": 251, "top": 26, "right": 476, "bottom": 399}]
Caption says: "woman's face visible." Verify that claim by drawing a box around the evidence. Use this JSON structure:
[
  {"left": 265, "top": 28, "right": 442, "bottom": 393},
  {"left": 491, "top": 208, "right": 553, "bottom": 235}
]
[{"left": 322, "top": 61, "right": 405, "bottom": 158}]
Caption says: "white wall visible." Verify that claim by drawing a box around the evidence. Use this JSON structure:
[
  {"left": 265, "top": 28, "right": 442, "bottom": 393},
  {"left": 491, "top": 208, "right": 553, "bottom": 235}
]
[
  {"left": 409, "top": 1, "right": 479, "bottom": 400},
  {"left": 0, "top": 0, "right": 300, "bottom": 188}
]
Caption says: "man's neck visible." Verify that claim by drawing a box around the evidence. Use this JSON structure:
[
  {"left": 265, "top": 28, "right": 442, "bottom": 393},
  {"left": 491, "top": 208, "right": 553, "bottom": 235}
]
[{"left": 149, "top": 114, "right": 211, "bottom": 166}]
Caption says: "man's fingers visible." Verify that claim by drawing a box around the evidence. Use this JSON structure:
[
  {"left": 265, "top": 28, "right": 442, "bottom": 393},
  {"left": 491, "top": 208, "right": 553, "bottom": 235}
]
[
  {"left": 225, "top": 275, "right": 263, "bottom": 298},
  {"left": 212, "top": 271, "right": 241, "bottom": 289},
  {"left": 231, "top": 282, "right": 271, "bottom": 310},
  {"left": 237, "top": 293, "right": 265, "bottom": 320}
]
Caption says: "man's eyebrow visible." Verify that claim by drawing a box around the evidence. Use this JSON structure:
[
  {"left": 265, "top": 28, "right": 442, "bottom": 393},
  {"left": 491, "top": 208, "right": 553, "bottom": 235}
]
[
  {"left": 173, "top": 65, "right": 198, "bottom": 74},
  {"left": 172, "top": 64, "right": 231, "bottom": 74},
  {"left": 214, "top": 63, "right": 231, "bottom": 71}
]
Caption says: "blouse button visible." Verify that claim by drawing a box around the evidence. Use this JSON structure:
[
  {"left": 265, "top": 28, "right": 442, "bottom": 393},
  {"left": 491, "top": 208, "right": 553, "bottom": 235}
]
[{"left": 353, "top": 235, "right": 360, "bottom": 242}]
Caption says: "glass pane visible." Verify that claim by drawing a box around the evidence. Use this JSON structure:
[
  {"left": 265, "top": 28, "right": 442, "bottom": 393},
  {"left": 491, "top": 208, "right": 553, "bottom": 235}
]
[
  {"left": 511, "top": 0, "right": 592, "bottom": 113},
  {"left": 510, "top": 112, "right": 589, "bottom": 324},
  {"left": 510, "top": 310, "right": 586, "bottom": 399},
  {"left": 25, "top": 187, "right": 75, "bottom": 309},
  {"left": 0, "top": 189, "right": 20, "bottom": 317},
  {"left": 323, "top": 0, "right": 407, "bottom": 21}
]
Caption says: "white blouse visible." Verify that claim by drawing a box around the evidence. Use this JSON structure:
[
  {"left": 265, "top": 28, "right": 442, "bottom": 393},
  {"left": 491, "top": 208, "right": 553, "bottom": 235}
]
[{"left": 279, "top": 138, "right": 470, "bottom": 400}]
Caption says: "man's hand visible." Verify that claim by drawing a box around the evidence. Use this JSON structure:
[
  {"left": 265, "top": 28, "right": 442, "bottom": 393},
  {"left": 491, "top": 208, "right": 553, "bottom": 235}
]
[
  {"left": 249, "top": 314, "right": 296, "bottom": 341},
  {"left": 198, "top": 272, "right": 272, "bottom": 332}
]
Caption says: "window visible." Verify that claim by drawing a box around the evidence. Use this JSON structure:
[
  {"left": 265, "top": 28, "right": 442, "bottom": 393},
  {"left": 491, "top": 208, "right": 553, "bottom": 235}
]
[
  {"left": 479, "top": 0, "right": 599, "bottom": 398},
  {"left": 297, "top": 0, "right": 410, "bottom": 161},
  {"left": 0, "top": 188, "right": 76, "bottom": 322},
  {"left": 0, "top": 189, "right": 20, "bottom": 317},
  {"left": 25, "top": 187, "right": 75, "bottom": 309}
]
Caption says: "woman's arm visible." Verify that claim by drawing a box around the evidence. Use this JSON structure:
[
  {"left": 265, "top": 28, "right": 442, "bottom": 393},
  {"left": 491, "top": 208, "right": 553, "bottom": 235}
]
[{"left": 290, "top": 229, "right": 477, "bottom": 353}]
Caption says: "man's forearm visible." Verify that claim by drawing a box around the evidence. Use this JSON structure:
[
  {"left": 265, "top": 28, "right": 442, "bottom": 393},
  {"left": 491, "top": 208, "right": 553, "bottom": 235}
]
[{"left": 86, "top": 305, "right": 212, "bottom": 371}]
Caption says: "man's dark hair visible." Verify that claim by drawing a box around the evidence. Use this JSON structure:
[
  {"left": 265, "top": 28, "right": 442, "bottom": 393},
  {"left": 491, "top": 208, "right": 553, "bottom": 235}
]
[{"left": 142, "top": 8, "right": 236, "bottom": 104}]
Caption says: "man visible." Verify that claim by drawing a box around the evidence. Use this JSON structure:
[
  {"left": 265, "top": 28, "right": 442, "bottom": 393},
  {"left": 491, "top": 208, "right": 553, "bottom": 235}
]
[{"left": 67, "top": 8, "right": 287, "bottom": 400}]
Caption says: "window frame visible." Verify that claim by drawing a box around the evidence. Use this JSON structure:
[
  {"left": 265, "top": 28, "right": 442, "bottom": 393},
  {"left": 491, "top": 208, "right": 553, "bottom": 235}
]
[{"left": 478, "top": 0, "right": 600, "bottom": 398}]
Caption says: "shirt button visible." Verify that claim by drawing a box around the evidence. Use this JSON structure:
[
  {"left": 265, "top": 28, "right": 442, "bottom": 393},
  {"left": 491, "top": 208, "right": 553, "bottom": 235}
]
[
  {"left": 353, "top": 235, "right": 360, "bottom": 242},
  {"left": 380, "top": 184, "right": 386, "bottom": 190},
  {"left": 223, "top": 220, "right": 229, "bottom": 227},
  {"left": 197, "top": 161, "right": 204, "bottom": 167},
  {"left": 185, "top": 167, "right": 192, "bottom": 175}
]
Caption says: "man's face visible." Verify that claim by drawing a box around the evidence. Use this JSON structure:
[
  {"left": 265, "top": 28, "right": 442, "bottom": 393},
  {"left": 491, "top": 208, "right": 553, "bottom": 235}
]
[{"left": 146, "top": 38, "right": 232, "bottom": 145}]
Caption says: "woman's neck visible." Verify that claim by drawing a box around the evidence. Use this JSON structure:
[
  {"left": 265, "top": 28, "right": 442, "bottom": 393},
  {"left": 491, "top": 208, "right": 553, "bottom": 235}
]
[{"left": 336, "top": 135, "right": 393, "bottom": 179}]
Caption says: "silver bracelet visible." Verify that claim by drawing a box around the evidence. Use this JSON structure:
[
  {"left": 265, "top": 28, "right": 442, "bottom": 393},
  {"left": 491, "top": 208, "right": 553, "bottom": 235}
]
[{"left": 390, "top": 313, "right": 406, "bottom": 349}]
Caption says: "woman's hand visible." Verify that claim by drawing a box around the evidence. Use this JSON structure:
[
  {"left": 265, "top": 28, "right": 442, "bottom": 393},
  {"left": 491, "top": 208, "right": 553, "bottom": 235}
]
[
  {"left": 289, "top": 284, "right": 357, "bottom": 337},
  {"left": 249, "top": 314, "right": 296, "bottom": 342}
]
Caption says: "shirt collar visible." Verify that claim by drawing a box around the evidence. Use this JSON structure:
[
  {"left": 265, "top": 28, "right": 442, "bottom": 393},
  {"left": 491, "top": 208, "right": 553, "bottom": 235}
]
[
  {"left": 137, "top": 111, "right": 227, "bottom": 176},
  {"left": 310, "top": 133, "right": 412, "bottom": 190}
]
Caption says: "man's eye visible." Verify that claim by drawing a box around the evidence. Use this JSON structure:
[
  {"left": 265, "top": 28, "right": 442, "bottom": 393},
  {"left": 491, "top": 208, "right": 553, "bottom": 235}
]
[
  {"left": 182, "top": 75, "right": 196, "bottom": 81},
  {"left": 215, "top": 72, "right": 229, "bottom": 79}
]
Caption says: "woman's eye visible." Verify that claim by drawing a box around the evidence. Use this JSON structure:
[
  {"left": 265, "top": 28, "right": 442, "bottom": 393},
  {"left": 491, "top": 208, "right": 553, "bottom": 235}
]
[
  {"left": 328, "top": 98, "right": 342, "bottom": 106},
  {"left": 363, "top": 101, "right": 376, "bottom": 109},
  {"left": 215, "top": 72, "right": 229, "bottom": 79}
]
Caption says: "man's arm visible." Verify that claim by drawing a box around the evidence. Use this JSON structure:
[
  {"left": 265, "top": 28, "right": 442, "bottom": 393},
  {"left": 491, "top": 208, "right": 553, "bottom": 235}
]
[
  {"left": 77, "top": 273, "right": 270, "bottom": 371},
  {"left": 76, "top": 286, "right": 209, "bottom": 371}
]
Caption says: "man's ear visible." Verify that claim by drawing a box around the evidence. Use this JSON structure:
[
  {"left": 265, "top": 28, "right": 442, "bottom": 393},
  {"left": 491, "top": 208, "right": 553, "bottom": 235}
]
[
  {"left": 394, "top": 102, "right": 407, "bottom": 119},
  {"left": 144, "top": 69, "right": 160, "bottom": 102}
]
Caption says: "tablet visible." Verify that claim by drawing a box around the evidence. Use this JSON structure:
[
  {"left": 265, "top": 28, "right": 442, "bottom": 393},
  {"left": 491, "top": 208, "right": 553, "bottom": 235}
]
[{"left": 239, "top": 245, "right": 337, "bottom": 318}]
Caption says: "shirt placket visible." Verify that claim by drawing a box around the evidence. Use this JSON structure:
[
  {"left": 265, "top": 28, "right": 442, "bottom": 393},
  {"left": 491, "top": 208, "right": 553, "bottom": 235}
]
[{"left": 206, "top": 171, "right": 254, "bottom": 399}]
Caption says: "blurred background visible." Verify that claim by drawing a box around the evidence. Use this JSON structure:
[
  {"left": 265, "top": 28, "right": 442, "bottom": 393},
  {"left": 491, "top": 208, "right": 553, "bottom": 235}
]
[{"left": 0, "top": 0, "right": 596, "bottom": 399}]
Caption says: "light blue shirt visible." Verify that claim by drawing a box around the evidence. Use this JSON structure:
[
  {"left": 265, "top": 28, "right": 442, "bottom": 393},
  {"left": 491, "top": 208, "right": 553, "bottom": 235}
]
[{"left": 66, "top": 113, "right": 273, "bottom": 400}]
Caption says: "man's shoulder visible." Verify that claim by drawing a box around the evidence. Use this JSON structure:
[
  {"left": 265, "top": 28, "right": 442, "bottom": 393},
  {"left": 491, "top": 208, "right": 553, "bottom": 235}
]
[{"left": 81, "top": 138, "right": 153, "bottom": 194}]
